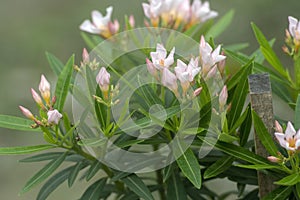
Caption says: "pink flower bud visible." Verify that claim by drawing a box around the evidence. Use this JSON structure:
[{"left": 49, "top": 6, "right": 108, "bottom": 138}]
[
  {"left": 275, "top": 120, "right": 283, "bottom": 133},
  {"left": 193, "top": 87, "right": 203, "bottom": 97},
  {"left": 129, "top": 15, "right": 135, "bottom": 28},
  {"left": 47, "top": 109, "right": 62, "bottom": 125},
  {"left": 96, "top": 67, "right": 110, "bottom": 92},
  {"left": 31, "top": 88, "right": 43, "bottom": 107},
  {"left": 108, "top": 20, "right": 119, "bottom": 35},
  {"left": 39, "top": 74, "right": 51, "bottom": 105},
  {"left": 267, "top": 156, "right": 280, "bottom": 163},
  {"left": 219, "top": 85, "right": 228, "bottom": 108},
  {"left": 19, "top": 106, "right": 35, "bottom": 120},
  {"left": 146, "top": 58, "right": 157, "bottom": 78},
  {"left": 206, "top": 65, "right": 217, "bottom": 79},
  {"left": 161, "top": 68, "right": 178, "bottom": 92},
  {"left": 82, "top": 48, "right": 90, "bottom": 64}
]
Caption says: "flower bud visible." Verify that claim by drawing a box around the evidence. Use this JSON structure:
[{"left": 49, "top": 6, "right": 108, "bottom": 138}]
[
  {"left": 193, "top": 87, "right": 203, "bottom": 97},
  {"left": 47, "top": 109, "right": 62, "bottom": 125},
  {"left": 19, "top": 106, "right": 35, "bottom": 120},
  {"left": 96, "top": 67, "right": 111, "bottom": 93},
  {"left": 206, "top": 66, "right": 217, "bottom": 79},
  {"left": 275, "top": 120, "right": 283, "bottom": 133},
  {"left": 82, "top": 48, "right": 90, "bottom": 64},
  {"left": 129, "top": 15, "right": 135, "bottom": 28},
  {"left": 219, "top": 85, "right": 228, "bottom": 108},
  {"left": 267, "top": 156, "right": 280, "bottom": 163},
  {"left": 39, "top": 74, "right": 51, "bottom": 105},
  {"left": 31, "top": 88, "right": 43, "bottom": 107},
  {"left": 146, "top": 58, "right": 157, "bottom": 78}
]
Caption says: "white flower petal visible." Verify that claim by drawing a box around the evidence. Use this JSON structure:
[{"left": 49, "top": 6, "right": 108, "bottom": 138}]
[
  {"left": 164, "top": 47, "right": 175, "bottom": 67},
  {"left": 274, "top": 132, "right": 287, "bottom": 149},
  {"left": 285, "top": 121, "right": 296, "bottom": 139},
  {"left": 288, "top": 16, "right": 298, "bottom": 37},
  {"left": 142, "top": 3, "right": 151, "bottom": 18},
  {"left": 79, "top": 20, "right": 100, "bottom": 34}
]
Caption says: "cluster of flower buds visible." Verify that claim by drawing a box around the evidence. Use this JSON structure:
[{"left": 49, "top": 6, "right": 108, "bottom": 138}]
[
  {"left": 80, "top": 6, "right": 135, "bottom": 38},
  {"left": 77, "top": 48, "right": 99, "bottom": 70},
  {"left": 19, "top": 75, "right": 62, "bottom": 127},
  {"left": 142, "top": 0, "right": 218, "bottom": 30},
  {"left": 283, "top": 16, "right": 300, "bottom": 56}
]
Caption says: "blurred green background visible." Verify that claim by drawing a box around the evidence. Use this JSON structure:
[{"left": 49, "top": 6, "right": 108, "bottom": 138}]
[{"left": 0, "top": 0, "right": 299, "bottom": 199}]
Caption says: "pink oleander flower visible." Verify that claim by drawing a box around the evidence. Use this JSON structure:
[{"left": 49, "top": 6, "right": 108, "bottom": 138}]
[
  {"left": 288, "top": 16, "right": 300, "bottom": 41},
  {"left": 47, "top": 109, "right": 62, "bottom": 125},
  {"left": 175, "top": 58, "right": 200, "bottom": 94},
  {"left": 190, "top": 0, "right": 218, "bottom": 24},
  {"left": 199, "top": 35, "right": 226, "bottom": 75},
  {"left": 219, "top": 85, "right": 228, "bottom": 109},
  {"left": 161, "top": 68, "right": 178, "bottom": 94},
  {"left": 150, "top": 43, "right": 175, "bottom": 70},
  {"left": 39, "top": 74, "right": 51, "bottom": 105},
  {"left": 80, "top": 6, "right": 119, "bottom": 38},
  {"left": 19, "top": 106, "right": 35, "bottom": 120},
  {"left": 96, "top": 67, "right": 111, "bottom": 93},
  {"left": 275, "top": 121, "right": 300, "bottom": 151},
  {"left": 142, "top": 0, "right": 164, "bottom": 26}
]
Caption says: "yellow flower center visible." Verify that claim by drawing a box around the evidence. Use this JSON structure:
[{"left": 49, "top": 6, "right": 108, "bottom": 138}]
[
  {"left": 159, "top": 59, "right": 165, "bottom": 66},
  {"left": 287, "top": 137, "right": 296, "bottom": 148}
]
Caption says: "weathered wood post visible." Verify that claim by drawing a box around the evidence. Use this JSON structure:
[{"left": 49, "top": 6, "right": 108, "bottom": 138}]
[{"left": 248, "top": 73, "right": 277, "bottom": 198}]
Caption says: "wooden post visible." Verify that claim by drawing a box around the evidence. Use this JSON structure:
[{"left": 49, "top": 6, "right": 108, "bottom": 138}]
[{"left": 248, "top": 73, "right": 276, "bottom": 198}]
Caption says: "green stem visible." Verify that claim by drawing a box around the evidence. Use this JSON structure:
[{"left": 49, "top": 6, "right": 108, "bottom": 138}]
[{"left": 154, "top": 145, "right": 166, "bottom": 200}]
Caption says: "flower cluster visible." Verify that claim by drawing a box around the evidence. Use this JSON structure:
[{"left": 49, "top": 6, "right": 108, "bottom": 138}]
[
  {"left": 274, "top": 121, "right": 300, "bottom": 152},
  {"left": 283, "top": 16, "right": 300, "bottom": 56},
  {"left": 80, "top": 7, "right": 121, "bottom": 38},
  {"left": 146, "top": 36, "right": 226, "bottom": 99},
  {"left": 142, "top": 0, "right": 218, "bottom": 30},
  {"left": 19, "top": 75, "right": 62, "bottom": 127}
]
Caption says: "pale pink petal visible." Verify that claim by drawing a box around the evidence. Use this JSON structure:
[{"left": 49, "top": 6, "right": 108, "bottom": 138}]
[
  {"left": 164, "top": 47, "right": 175, "bottom": 67},
  {"left": 91, "top": 10, "right": 104, "bottom": 27},
  {"left": 161, "top": 68, "right": 178, "bottom": 91},
  {"left": 142, "top": 3, "right": 151, "bottom": 18},
  {"left": 156, "top": 44, "right": 167, "bottom": 59},
  {"left": 288, "top": 16, "right": 298, "bottom": 38},
  {"left": 80, "top": 20, "right": 100, "bottom": 34},
  {"left": 285, "top": 121, "right": 296, "bottom": 139},
  {"left": 275, "top": 132, "right": 287, "bottom": 148}
]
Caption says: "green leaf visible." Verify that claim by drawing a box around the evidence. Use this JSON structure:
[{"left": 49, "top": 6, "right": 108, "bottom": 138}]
[
  {"left": 205, "top": 10, "right": 234, "bottom": 39},
  {"left": 80, "top": 32, "right": 97, "bottom": 50},
  {"left": 167, "top": 172, "right": 187, "bottom": 200},
  {"left": 77, "top": 137, "right": 107, "bottom": 147},
  {"left": 236, "top": 164, "right": 280, "bottom": 170},
  {"left": 162, "top": 163, "right": 175, "bottom": 183},
  {"left": 122, "top": 174, "right": 154, "bottom": 200},
  {"left": 251, "top": 23, "right": 286, "bottom": 78},
  {"left": 204, "top": 156, "right": 235, "bottom": 179},
  {"left": 0, "top": 115, "right": 40, "bottom": 132},
  {"left": 239, "top": 105, "right": 252, "bottom": 146},
  {"left": 80, "top": 178, "right": 107, "bottom": 200},
  {"left": 37, "top": 166, "right": 73, "bottom": 200},
  {"left": 19, "top": 152, "right": 65, "bottom": 162},
  {"left": 296, "top": 183, "right": 300, "bottom": 199},
  {"left": 199, "top": 137, "right": 270, "bottom": 165},
  {"left": 252, "top": 111, "right": 278, "bottom": 156},
  {"left": 295, "top": 94, "right": 300, "bottom": 130},
  {"left": 68, "top": 161, "right": 84, "bottom": 187},
  {"left": 227, "top": 61, "right": 252, "bottom": 128},
  {"left": 86, "top": 160, "right": 102, "bottom": 181},
  {"left": 54, "top": 55, "right": 74, "bottom": 112},
  {"left": 262, "top": 186, "right": 292, "bottom": 200},
  {"left": 176, "top": 147, "right": 202, "bottom": 189},
  {"left": 0, "top": 145, "right": 56, "bottom": 155},
  {"left": 46, "top": 52, "right": 64, "bottom": 76},
  {"left": 275, "top": 173, "right": 300, "bottom": 186},
  {"left": 20, "top": 151, "right": 67, "bottom": 194}
]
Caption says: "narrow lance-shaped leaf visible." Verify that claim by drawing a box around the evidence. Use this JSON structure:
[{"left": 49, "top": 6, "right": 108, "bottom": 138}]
[
  {"left": 275, "top": 173, "right": 300, "bottom": 186},
  {"left": 0, "top": 115, "right": 40, "bottom": 132},
  {"left": 0, "top": 145, "right": 56, "bottom": 155},
  {"left": 205, "top": 9, "right": 234, "bottom": 39},
  {"left": 37, "top": 166, "right": 73, "bottom": 200},
  {"left": 167, "top": 172, "right": 187, "bottom": 200},
  {"left": 199, "top": 137, "right": 271, "bottom": 165},
  {"left": 122, "top": 174, "right": 154, "bottom": 200},
  {"left": 80, "top": 178, "right": 107, "bottom": 200},
  {"left": 176, "top": 147, "right": 202, "bottom": 189},
  {"left": 20, "top": 151, "right": 67, "bottom": 194},
  {"left": 251, "top": 22, "right": 287, "bottom": 78},
  {"left": 46, "top": 52, "right": 64, "bottom": 76},
  {"left": 252, "top": 110, "right": 278, "bottom": 156},
  {"left": 86, "top": 160, "right": 102, "bottom": 181},
  {"left": 55, "top": 55, "right": 74, "bottom": 112},
  {"left": 227, "top": 61, "right": 252, "bottom": 129},
  {"left": 295, "top": 94, "right": 300, "bottom": 130},
  {"left": 204, "top": 156, "right": 235, "bottom": 179}
]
